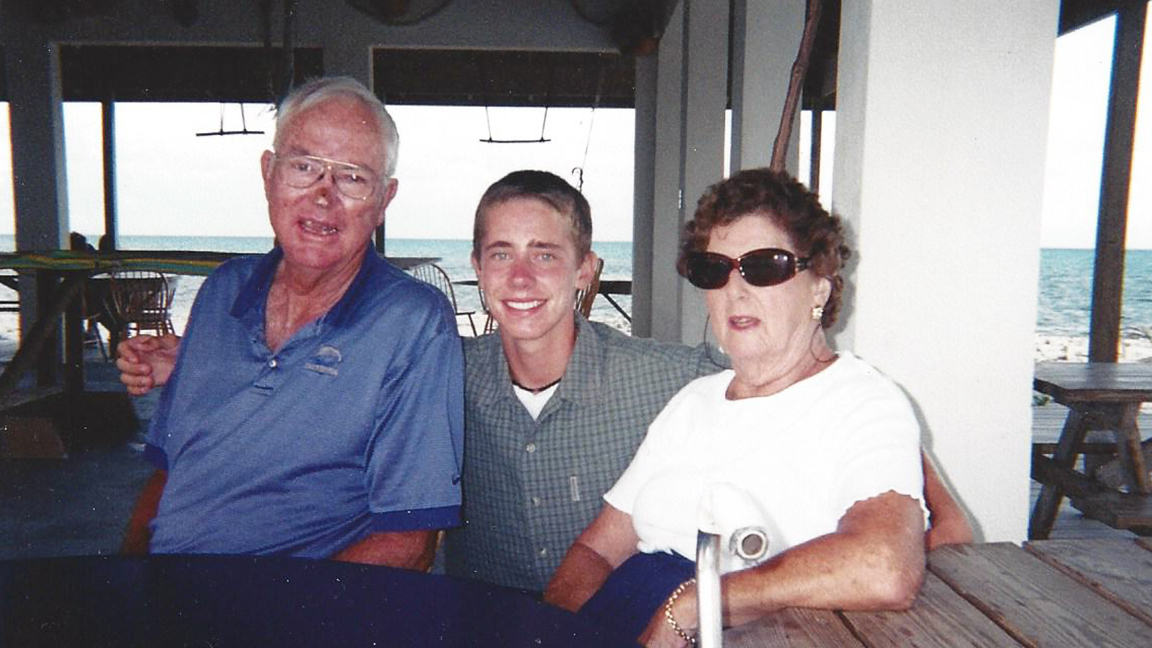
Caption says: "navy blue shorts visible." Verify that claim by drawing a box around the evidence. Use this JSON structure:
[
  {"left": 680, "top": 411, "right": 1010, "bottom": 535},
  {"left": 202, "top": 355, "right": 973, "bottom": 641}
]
[{"left": 577, "top": 552, "right": 695, "bottom": 641}]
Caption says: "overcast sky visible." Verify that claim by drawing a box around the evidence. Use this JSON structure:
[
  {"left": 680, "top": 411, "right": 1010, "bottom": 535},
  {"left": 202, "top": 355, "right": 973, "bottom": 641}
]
[{"left": 1, "top": 15, "right": 1149, "bottom": 248}]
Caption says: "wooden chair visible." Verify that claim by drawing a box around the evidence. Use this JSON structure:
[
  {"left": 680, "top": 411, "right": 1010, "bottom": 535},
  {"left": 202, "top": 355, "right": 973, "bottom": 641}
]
[
  {"left": 574, "top": 257, "right": 604, "bottom": 319},
  {"left": 409, "top": 263, "right": 478, "bottom": 336},
  {"left": 108, "top": 270, "right": 174, "bottom": 355}
]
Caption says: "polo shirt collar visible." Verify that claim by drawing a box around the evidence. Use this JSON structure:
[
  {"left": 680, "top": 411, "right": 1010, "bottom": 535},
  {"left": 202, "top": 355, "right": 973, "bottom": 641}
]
[{"left": 229, "top": 243, "right": 380, "bottom": 332}]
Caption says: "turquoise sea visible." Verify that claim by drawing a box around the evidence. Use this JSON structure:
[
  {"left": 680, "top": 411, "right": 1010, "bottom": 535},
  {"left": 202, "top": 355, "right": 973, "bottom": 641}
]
[{"left": 1, "top": 236, "right": 1149, "bottom": 338}]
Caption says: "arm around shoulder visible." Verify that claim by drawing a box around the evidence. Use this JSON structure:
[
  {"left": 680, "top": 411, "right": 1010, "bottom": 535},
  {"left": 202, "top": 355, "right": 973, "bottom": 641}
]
[{"left": 544, "top": 504, "right": 641, "bottom": 612}]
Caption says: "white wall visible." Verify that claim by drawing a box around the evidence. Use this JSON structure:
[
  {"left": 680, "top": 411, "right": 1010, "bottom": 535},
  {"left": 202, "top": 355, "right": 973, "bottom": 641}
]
[{"left": 833, "top": 1, "right": 1059, "bottom": 541}]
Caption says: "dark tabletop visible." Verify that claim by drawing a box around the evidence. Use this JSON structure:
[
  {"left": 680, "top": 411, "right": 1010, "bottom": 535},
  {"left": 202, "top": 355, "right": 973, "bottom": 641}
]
[
  {"left": 1034, "top": 362, "right": 1152, "bottom": 404},
  {"left": 0, "top": 554, "right": 637, "bottom": 648}
]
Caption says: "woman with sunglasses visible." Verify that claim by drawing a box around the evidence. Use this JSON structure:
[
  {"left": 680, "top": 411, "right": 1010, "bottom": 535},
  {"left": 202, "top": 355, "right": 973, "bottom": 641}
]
[{"left": 544, "top": 169, "right": 927, "bottom": 646}]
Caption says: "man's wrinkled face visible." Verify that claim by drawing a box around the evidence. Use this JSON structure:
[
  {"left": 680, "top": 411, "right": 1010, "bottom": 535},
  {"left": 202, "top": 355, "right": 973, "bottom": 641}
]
[{"left": 261, "top": 98, "right": 397, "bottom": 277}]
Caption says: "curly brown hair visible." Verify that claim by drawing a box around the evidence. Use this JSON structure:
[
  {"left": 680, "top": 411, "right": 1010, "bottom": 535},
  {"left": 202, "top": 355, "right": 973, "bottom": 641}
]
[{"left": 676, "top": 168, "right": 852, "bottom": 328}]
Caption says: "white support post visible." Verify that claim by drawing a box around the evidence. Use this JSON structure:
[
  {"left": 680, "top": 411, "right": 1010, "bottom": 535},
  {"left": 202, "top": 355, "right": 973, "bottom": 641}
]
[{"left": 832, "top": 1, "right": 1060, "bottom": 541}]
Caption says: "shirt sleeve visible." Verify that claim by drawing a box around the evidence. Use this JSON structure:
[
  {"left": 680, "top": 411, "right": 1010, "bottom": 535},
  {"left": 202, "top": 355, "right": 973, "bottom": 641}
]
[
  {"left": 364, "top": 323, "right": 465, "bottom": 531},
  {"left": 830, "top": 379, "right": 926, "bottom": 522}
]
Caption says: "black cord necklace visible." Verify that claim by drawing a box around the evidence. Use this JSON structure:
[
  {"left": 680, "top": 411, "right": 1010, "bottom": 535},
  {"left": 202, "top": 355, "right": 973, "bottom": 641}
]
[{"left": 511, "top": 377, "right": 562, "bottom": 394}]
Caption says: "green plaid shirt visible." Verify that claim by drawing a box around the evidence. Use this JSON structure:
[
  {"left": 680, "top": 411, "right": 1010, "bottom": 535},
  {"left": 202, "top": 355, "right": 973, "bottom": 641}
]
[{"left": 444, "top": 316, "right": 724, "bottom": 592}]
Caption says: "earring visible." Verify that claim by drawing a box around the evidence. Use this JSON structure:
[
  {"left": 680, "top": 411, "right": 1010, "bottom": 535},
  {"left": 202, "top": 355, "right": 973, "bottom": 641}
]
[{"left": 811, "top": 305, "right": 824, "bottom": 321}]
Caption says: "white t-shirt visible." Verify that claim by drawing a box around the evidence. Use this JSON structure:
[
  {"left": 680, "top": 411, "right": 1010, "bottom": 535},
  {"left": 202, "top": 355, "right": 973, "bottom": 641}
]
[
  {"left": 512, "top": 382, "right": 560, "bottom": 420},
  {"left": 604, "top": 352, "right": 925, "bottom": 572}
]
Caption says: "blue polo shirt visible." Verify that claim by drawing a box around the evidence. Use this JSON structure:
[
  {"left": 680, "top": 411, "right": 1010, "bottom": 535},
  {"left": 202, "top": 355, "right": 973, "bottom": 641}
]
[{"left": 145, "top": 245, "right": 464, "bottom": 558}]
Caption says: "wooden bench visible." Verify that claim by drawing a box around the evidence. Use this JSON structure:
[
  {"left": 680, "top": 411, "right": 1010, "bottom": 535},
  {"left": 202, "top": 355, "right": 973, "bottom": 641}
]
[
  {"left": 1071, "top": 491, "right": 1152, "bottom": 534},
  {"left": 1032, "top": 405, "right": 1128, "bottom": 455},
  {"left": 1033, "top": 404, "right": 1152, "bottom": 535}
]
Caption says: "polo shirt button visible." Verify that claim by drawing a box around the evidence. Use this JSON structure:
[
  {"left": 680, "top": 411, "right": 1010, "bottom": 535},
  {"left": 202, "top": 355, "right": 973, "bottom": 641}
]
[
  {"left": 268, "top": 359, "right": 278, "bottom": 368},
  {"left": 531, "top": 496, "right": 541, "bottom": 506},
  {"left": 525, "top": 443, "right": 537, "bottom": 454},
  {"left": 538, "top": 548, "right": 548, "bottom": 557}
]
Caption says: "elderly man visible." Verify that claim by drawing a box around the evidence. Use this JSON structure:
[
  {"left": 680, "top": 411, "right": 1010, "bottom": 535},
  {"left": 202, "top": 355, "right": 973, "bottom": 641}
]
[
  {"left": 118, "top": 77, "right": 463, "bottom": 569},
  {"left": 443, "top": 171, "right": 971, "bottom": 592}
]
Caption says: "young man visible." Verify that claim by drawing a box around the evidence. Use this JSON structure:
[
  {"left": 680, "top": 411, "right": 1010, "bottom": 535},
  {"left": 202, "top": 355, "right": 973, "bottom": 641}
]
[{"left": 442, "top": 171, "right": 723, "bottom": 590}]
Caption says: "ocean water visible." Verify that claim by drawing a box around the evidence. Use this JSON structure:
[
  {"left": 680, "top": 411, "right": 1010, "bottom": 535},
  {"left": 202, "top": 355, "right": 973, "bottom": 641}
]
[
  {"left": 2, "top": 236, "right": 1148, "bottom": 338},
  {"left": 1036, "top": 248, "right": 1151, "bottom": 338}
]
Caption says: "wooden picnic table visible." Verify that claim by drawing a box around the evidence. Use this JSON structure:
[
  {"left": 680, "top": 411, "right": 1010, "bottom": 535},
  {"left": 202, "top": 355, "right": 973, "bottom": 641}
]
[
  {"left": 723, "top": 538, "right": 1152, "bottom": 647},
  {"left": 1029, "top": 362, "right": 1152, "bottom": 539}
]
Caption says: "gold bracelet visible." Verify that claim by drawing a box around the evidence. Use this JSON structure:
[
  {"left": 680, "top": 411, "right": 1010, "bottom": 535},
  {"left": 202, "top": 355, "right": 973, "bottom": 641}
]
[{"left": 664, "top": 578, "right": 696, "bottom": 645}]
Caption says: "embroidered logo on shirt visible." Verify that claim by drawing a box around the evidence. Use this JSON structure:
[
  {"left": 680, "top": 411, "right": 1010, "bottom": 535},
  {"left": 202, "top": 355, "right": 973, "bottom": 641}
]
[{"left": 305, "top": 345, "right": 342, "bottom": 376}]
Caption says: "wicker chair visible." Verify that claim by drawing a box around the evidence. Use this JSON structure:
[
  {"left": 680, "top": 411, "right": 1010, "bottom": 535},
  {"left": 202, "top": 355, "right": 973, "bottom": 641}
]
[
  {"left": 409, "top": 263, "right": 478, "bottom": 336},
  {"left": 108, "top": 270, "right": 174, "bottom": 355}
]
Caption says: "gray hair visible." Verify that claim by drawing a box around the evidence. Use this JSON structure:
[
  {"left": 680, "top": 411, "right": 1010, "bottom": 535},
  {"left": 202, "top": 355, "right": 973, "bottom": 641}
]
[{"left": 273, "top": 76, "right": 400, "bottom": 178}]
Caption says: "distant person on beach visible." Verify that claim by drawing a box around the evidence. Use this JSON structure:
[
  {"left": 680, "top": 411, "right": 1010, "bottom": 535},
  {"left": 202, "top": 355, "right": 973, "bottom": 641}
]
[
  {"left": 117, "top": 76, "right": 464, "bottom": 569},
  {"left": 441, "top": 170, "right": 970, "bottom": 593},
  {"left": 69, "top": 232, "right": 95, "bottom": 253}
]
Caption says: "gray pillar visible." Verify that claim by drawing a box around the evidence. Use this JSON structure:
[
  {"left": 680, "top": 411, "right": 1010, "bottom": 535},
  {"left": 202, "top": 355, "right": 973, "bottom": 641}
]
[
  {"left": 7, "top": 40, "right": 69, "bottom": 341},
  {"left": 647, "top": 0, "right": 729, "bottom": 344},
  {"left": 649, "top": 0, "right": 687, "bottom": 343},
  {"left": 8, "top": 41, "right": 68, "bottom": 251},
  {"left": 729, "top": 0, "right": 803, "bottom": 174},
  {"left": 102, "top": 99, "right": 118, "bottom": 250},
  {"left": 632, "top": 55, "right": 658, "bottom": 338}
]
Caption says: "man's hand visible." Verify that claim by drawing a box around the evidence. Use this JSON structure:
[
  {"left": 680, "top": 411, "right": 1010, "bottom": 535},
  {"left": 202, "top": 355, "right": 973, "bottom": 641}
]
[{"left": 117, "top": 334, "right": 181, "bottom": 396}]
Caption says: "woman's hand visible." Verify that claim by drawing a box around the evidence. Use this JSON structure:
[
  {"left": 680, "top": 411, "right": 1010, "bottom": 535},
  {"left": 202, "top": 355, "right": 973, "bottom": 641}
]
[
  {"left": 638, "top": 612, "right": 691, "bottom": 647},
  {"left": 638, "top": 581, "right": 698, "bottom": 647},
  {"left": 544, "top": 504, "right": 641, "bottom": 612}
]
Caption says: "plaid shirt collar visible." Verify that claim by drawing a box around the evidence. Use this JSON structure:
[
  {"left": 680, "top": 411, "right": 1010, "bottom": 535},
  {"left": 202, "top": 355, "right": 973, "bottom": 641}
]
[{"left": 471, "top": 313, "right": 604, "bottom": 410}]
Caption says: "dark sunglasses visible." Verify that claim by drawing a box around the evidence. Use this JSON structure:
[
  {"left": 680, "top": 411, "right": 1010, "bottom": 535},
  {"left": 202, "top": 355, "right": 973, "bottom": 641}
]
[{"left": 685, "top": 247, "right": 811, "bottom": 290}]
